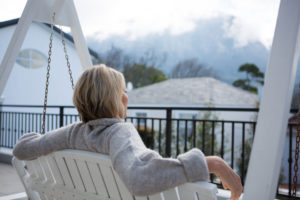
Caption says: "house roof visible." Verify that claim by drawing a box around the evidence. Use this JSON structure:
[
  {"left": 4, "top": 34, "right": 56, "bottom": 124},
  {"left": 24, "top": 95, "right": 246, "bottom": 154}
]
[
  {"left": 128, "top": 77, "right": 259, "bottom": 106},
  {"left": 0, "top": 18, "right": 99, "bottom": 60}
]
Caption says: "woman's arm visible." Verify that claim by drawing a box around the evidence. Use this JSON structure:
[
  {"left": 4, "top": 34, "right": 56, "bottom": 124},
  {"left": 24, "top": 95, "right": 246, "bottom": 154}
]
[
  {"left": 108, "top": 123, "right": 210, "bottom": 196},
  {"left": 13, "top": 123, "right": 76, "bottom": 160}
]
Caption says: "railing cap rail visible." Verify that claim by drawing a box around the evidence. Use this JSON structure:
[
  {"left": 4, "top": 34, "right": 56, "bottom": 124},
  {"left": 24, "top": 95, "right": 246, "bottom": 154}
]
[{"left": 0, "top": 104, "right": 298, "bottom": 113}]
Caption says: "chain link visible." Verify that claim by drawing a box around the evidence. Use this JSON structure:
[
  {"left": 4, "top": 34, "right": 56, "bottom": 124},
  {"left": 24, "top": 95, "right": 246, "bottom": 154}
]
[
  {"left": 293, "top": 98, "right": 300, "bottom": 198},
  {"left": 60, "top": 28, "right": 74, "bottom": 89},
  {"left": 42, "top": 13, "right": 55, "bottom": 134}
]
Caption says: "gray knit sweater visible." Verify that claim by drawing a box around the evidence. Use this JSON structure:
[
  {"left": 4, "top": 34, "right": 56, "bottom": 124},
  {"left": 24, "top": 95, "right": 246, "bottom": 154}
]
[{"left": 13, "top": 118, "right": 209, "bottom": 196}]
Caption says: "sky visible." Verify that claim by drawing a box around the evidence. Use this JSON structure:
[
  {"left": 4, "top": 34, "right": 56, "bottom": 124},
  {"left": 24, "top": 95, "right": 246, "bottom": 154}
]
[{"left": 0, "top": 0, "right": 280, "bottom": 49}]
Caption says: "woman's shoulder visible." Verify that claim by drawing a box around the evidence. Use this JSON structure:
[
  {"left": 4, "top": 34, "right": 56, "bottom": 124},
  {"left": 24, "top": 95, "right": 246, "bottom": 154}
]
[{"left": 110, "top": 120, "right": 136, "bottom": 132}]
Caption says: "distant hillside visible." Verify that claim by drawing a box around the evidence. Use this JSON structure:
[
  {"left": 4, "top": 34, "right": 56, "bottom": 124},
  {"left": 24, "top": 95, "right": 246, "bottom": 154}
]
[{"left": 87, "top": 17, "right": 269, "bottom": 84}]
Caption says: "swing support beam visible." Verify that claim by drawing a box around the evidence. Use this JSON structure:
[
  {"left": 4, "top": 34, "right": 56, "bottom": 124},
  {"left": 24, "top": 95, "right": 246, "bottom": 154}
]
[
  {"left": 244, "top": 0, "right": 300, "bottom": 199},
  {"left": 0, "top": 0, "right": 92, "bottom": 97}
]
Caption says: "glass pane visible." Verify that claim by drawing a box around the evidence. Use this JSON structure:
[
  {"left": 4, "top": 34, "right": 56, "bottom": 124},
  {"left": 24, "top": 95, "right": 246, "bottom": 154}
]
[{"left": 17, "top": 49, "right": 47, "bottom": 69}]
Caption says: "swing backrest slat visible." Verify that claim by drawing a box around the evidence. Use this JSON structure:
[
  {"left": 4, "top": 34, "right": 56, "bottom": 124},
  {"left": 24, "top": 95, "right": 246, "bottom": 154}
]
[{"left": 13, "top": 149, "right": 219, "bottom": 200}]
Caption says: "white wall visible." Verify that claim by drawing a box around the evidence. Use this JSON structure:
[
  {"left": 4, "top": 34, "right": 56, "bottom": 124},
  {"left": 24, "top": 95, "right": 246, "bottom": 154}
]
[{"left": 0, "top": 22, "right": 85, "bottom": 107}]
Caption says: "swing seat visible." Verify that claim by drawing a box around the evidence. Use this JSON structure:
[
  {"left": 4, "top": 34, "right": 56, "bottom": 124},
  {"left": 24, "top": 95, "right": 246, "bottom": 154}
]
[{"left": 12, "top": 149, "right": 230, "bottom": 200}]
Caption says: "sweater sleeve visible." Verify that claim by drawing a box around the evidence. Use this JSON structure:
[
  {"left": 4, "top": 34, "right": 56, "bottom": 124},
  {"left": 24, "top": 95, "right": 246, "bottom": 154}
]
[
  {"left": 108, "top": 123, "right": 209, "bottom": 196},
  {"left": 13, "top": 123, "right": 76, "bottom": 160}
]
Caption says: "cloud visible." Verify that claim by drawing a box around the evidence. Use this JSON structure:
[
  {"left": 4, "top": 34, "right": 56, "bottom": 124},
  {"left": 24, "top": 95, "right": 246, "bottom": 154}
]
[
  {"left": 221, "top": 0, "right": 280, "bottom": 48},
  {"left": 0, "top": 0, "right": 280, "bottom": 49},
  {"left": 73, "top": 0, "right": 280, "bottom": 49}
]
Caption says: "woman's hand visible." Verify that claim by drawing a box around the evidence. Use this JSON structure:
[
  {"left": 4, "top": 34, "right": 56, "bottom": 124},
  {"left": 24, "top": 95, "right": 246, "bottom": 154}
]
[{"left": 206, "top": 156, "right": 243, "bottom": 200}]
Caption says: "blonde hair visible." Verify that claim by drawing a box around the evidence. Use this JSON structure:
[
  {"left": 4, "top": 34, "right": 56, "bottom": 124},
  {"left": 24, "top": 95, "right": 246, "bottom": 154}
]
[{"left": 73, "top": 64, "right": 126, "bottom": 123}]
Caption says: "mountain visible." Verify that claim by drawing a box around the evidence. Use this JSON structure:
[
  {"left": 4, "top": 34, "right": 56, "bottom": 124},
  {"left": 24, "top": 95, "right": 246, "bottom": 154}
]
[{"left": 87, "top": 17, "right": 269, "bottom": 84}]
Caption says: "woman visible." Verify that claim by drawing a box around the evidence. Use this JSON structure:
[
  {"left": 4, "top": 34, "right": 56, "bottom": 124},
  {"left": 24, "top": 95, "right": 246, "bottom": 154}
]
[{"left": 13, "top": 64, "right": 242, "bottom": 199}]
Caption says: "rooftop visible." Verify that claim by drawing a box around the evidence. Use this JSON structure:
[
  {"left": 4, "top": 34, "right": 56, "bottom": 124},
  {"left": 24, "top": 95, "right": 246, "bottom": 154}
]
[{"left": 128, "top": 77, "right": 258, "bottom": 106}]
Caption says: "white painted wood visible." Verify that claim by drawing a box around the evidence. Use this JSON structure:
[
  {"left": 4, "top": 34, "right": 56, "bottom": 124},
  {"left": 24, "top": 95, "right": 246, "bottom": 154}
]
[
  {"left": 178, "top": 185, "right": 196, "bottom": 200},
  {"left": 148, "top": 193, "right": 162, "bottom": 200},
  {"left": 86, "top": 162, "right": 109, "bottom": 197},
  {"left": 0, "top": 0, "right": 35, "bottom": 95},
  {"left": 32, "top": 0, "right": 72, "bottom": 26},
  {"left": 0, "top": 0, "right": 92, "bottom": 97},
  {"left": 76, "top": 159, "right": 97, "bottom": 194},
  {"left": 99, "top": 165, "right": 121, "bottom": 200},
  {"left": 25, "top": 161, "right": 38, "bottom": 179},
  {"left": 46, "top": 156, "right": 64, "bottom": 185},
  {"left": 178, "top": 182, "right": 218, "bottom": 200},
  {"left": 12, "top": 158, "right": 40, "bottom": 200},
  {"left": 32, "top": 159, "right": 46, "bottom": 182},
  {"left": 64, "top": 157, "right": 85, "bottom": 192},
  {"left": 13, "top": 149, "right": 219, "bottom": 200},
  {"left": 38, "top": 157, "right": 54, "bottom": 184},
  {"left": 163, "top": 188, "right": 179, "bottom": 200},
  {"left": 54, "top": 156, "right": 75, "bottom": 189},
  {"left": 134, "top": 196, "right": 148, "bottom": 200},
  {"left": 0, "top": 192, "right": 27, "bottom": 200},
  {"left": 67, "top": 0, "right": 93, "bottom": 69},
  {"left": 112, "top": 169, "right": 134, "bottom": 200},
  {"left": 244, "top": 0, "right": 300, "bottom": 199}
]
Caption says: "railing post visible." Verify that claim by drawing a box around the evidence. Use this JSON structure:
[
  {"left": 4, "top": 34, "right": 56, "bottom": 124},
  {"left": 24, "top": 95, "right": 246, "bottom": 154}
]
[
  {"left": 165, "top": 108, "right": 172, "bottom": 157},
  {"left": 59, "top": 106, "right": 64, "bottom": 127}
]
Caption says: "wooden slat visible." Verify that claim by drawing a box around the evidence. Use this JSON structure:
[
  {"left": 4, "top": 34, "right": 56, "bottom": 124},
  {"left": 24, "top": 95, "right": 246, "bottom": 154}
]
[
  {"left": 163, "top": 188, "right": 179, "bottom": 200},
  {"left": 178, "top": 184, "right": 195, "bottom": 200},
  {"left": 64, "top": 157, "right": 85, "bottom": 192},
  {"left": 99, "top": 165, "right": 121, "bottom": 200},
  {"left": 25, "top": 160, "right": 38, "bottom": 179},
  {"left": 148, "top": 193, "right": 162, "bottom": 200},
  {"left": 76, "top": 160, "right": 97, "bottom": 194},
  {"left": 46, "top": 156, "right": 64, "bottom": 186},
  {"left": 40, "top": 194, "right": 47, "bottom": 200},
  {"left": 87, "top": 162, "right": 108, "bottom": 198},
  {"left": 38, "top": 157, "right": 54, "bottom": 184},
  {"left": 54, "top": 156, "right": 75, "bottom": 189},
  {"left": 111, "top": 169, "right": 134, "bottom": 200},
  {"left": 32, "top": 159, "right": 45, "bottom": 182},
  {"left": 135, "top": 196, "right": 148, "bottom": 200}
]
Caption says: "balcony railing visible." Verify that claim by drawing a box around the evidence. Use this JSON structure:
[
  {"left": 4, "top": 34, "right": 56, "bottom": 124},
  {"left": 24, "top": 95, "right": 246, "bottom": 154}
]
[{"left": 0, "top": 104, "right": 299, "bottom": 199}]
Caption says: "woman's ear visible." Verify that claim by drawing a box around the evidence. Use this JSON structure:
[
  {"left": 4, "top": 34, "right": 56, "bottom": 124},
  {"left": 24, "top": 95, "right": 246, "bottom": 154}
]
[{"left": 121, "top": 93, "right": 128, "bottom": 118}]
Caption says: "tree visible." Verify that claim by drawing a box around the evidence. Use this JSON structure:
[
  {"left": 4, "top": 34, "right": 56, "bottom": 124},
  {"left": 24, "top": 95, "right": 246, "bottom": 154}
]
[
  {"left": 232, "top": 63, "right": 264, "bottom": 94},
  {"left": 100, "top": 45, "right": 167, "bottom": 72},
  {"left": 102, "top": 45, "right": 125, "bottom": 70},
  {"left": 137, "top": 49, "right": 167, "bottom": 68},
  {"left": 123, "top": 64, "right": 167, "bottom": 88},
  {"left": 195, "top": 110, "right": 219, "bottom": 156},
  {"left": 170, "top": 58, "right": 219, "bottom": 79}
]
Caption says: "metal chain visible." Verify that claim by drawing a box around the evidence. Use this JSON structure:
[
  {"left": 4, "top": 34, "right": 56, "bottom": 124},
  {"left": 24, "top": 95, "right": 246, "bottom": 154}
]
[
  {"left": 60, "top": 27, "right": 74, "bottom": 89},
  {"left": 293, "top": 115, "right": 300, "bottom": 198},
  {"left": 42, "top": 13, "right": 55, "bottom": 134},
  {"left": 293, "top": 83, "right": 300, "bottom": 198}
]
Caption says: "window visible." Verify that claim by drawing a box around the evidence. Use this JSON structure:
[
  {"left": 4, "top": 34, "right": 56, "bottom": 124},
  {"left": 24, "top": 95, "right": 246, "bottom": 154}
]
[{"left": 16, "top": 49, "right": 47, "bottom": 69}]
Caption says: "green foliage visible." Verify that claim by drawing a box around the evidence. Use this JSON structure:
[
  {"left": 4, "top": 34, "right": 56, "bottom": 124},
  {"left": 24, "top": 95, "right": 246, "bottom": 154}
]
[
  {"left": 232, "top": 63, "right": 264, "bottom": 94},
  {"left": 123, "top": 64, "right": 167, "bottom": 88},
  {"left": 185, "top": 109, "right": 219, "bottom": 156},
  {"left": 237, "top": 136, "right": 253, "bottom": 177},
  {"left": 136, "top": 125, "right": 156, "bottom": 148},
  {"left": 196, "top": 110, "right": 219, "bottom": 155}
]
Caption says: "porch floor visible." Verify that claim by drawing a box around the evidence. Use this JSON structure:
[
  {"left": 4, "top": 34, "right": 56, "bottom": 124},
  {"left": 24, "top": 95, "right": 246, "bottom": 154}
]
[{"left": 0, "top": 162, "right": 25, "bottom": 197}]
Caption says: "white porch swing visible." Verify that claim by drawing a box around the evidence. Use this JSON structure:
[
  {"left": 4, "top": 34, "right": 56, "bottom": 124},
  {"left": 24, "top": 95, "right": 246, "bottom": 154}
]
[{"left": 1, "top": 0, "right": 299, "bottom": 199}]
